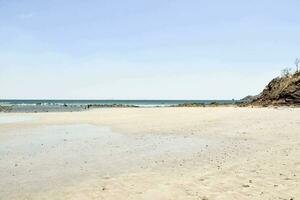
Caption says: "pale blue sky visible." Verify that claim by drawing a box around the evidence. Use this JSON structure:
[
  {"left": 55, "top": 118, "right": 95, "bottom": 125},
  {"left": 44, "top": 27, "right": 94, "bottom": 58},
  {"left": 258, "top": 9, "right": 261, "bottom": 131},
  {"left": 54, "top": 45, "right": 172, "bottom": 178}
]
[{"left": 1, "top": 0, "right": 300, "bottom": 99}]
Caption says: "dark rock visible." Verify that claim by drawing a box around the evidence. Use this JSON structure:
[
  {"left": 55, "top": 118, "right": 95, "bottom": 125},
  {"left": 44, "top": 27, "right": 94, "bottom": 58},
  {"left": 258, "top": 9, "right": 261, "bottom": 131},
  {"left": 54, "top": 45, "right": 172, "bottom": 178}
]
[{"left": 242, "top": 184, "right": 250, "bottom": 188}]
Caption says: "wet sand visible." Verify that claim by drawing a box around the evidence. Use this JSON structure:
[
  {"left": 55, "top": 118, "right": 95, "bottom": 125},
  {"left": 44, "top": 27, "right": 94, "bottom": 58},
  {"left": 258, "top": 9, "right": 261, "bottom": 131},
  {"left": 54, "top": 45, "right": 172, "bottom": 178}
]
[{"left": 0, "top": 107, "right": 299, "bottom": 199}]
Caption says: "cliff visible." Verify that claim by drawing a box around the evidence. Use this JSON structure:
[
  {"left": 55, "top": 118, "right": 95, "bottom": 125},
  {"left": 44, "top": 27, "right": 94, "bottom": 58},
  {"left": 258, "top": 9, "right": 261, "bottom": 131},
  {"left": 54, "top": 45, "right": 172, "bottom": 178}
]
[{"left": 251, "top": 72, "right": 300, "bottom": 106}]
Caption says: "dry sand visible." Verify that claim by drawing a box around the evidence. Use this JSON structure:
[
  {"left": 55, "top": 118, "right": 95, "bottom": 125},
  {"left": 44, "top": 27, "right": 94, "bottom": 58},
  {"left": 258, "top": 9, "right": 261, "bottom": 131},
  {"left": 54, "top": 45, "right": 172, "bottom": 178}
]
[{"left": 0, "top": 107, "right": 299, "bottom": 200}]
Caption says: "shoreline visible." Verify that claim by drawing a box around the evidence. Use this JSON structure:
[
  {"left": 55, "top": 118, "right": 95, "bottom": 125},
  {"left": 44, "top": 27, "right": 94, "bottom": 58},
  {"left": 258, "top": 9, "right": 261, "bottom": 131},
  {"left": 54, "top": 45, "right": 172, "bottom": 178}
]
[
  {"left": 0, "top": 104, "right": 232, "bottom": 113},
  {"left": 0, "top": 100, "right": 240, "bottom": 113},
  {"left": 1, "top": 103, "right": 299, "bottom": 113}
]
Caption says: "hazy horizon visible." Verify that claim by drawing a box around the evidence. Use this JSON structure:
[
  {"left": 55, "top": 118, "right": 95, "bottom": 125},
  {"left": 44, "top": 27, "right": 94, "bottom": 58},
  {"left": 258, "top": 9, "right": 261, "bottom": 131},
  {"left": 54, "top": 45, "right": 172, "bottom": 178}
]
[{"left": 1, "top": 0, "right": 300, "bottom": 99}]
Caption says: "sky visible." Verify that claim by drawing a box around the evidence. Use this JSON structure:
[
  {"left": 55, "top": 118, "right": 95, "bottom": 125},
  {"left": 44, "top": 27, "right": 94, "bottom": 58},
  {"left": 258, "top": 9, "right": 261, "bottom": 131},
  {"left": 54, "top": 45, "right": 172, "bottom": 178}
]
[{"left": 0, "top": 0, "right": 300, "bottom": 99}]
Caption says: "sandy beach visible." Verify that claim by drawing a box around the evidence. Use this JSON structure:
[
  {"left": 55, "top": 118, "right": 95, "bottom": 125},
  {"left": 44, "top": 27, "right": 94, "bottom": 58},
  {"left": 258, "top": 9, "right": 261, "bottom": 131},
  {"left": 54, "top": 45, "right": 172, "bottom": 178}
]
[{"left": 0, "top": 107, "right": 299, "bottom": 200}]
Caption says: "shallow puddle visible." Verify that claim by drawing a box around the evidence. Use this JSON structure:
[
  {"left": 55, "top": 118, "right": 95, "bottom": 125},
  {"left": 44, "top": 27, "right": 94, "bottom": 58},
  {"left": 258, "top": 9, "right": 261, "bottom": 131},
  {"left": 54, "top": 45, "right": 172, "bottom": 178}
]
[{"left": 0, "top": 115, "right": 35, "bottom": 124}]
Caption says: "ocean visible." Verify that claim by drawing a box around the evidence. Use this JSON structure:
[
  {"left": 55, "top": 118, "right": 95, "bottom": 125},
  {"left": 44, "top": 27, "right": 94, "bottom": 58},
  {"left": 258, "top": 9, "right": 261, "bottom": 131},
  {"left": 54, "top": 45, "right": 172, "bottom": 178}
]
[{"left": 0, "top": 99, "right": 236, "bottom": 107}]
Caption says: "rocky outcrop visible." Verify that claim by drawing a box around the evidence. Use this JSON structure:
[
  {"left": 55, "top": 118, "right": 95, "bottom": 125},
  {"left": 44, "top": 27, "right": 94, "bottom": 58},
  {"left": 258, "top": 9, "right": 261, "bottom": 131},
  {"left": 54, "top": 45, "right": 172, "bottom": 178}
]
[
  {"left": 173, "top": 103, "right": 206, "bottom": 107},
  {"left": 86, "top": 104, "right": 139, "bottom": 108},
  {"left": 240, "top": 95, "right": 260, "bottom": 103},
  {"left": 251, "top": 72, "right": 300, "bottom": 106},
  {"left": 0, "top": 105, "right": 11, "bottom": 112}
]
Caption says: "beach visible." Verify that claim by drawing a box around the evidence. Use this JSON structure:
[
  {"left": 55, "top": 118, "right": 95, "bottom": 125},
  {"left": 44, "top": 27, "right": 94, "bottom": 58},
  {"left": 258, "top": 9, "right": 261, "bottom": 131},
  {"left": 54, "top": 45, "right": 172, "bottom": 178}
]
[{"left": 0, "top": 107, "right": 299, "bottom": 200}]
